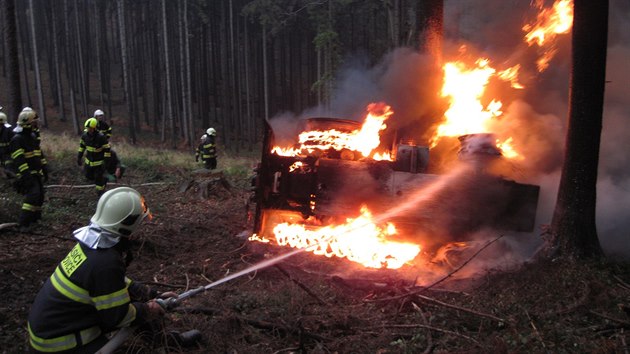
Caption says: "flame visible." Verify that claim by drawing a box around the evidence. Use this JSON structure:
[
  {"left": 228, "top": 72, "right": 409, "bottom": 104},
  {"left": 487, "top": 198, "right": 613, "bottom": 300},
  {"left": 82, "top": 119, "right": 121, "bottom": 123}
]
[
  {"left": 523, "top": 0, "right": 574, "bottom": 71},
  {"left": 431, "top": 57, "right": 521, "bottom": 159},
  {"left": 272, "top": 103, "right": 393, "bottom": 161},
  {"left": 251, "top": 206, "right": 421, "bottom": 269}
]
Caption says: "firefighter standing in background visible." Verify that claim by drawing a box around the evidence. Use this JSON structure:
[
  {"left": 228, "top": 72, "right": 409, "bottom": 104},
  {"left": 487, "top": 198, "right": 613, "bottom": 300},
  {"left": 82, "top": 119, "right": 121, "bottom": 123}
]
[
  {"left": 195, "top": 128, "right": 217, "bottom": 170},
  {"left": 0, "top": 110, "right": 16, "bottom": 177},
  {"left": 27, "top": 187, "right": 198, "bottom": 353},
  {"left": 78, "top": 118, "right": 111, "bottom": 196},
  {"left": 9, "top": 108, "right": 49, "bottom": 230},
  {"left": 93, "top": 109, "right": 112, "bottom": 140}
]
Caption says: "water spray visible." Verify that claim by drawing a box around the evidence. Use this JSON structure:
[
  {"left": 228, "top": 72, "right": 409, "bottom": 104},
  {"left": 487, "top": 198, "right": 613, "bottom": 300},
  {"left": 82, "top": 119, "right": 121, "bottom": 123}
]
[{"left": 159, "top": 163, "right": 472, "bottom": 309}]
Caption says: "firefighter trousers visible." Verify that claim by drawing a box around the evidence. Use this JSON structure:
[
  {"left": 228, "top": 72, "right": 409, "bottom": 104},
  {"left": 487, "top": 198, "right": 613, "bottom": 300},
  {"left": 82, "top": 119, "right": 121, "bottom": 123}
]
[
  {"left": 84, "top": 164, "right": 106, "bottom": 195},
  {"left": 19, "top": 175, "right": 45, "bottom": 227}
]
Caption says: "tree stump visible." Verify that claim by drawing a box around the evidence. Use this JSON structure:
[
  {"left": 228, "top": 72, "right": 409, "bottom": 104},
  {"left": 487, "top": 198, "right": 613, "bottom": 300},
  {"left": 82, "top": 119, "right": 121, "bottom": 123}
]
[{"left": 179, "top": 169, "right": 233, "bottom": 199}]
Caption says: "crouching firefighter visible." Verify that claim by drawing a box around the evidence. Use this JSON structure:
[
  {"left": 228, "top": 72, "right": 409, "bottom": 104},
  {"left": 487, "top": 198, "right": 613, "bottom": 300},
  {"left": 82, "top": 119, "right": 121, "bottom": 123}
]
[
  {"left": 27, "top": 187, "right": 200, "bottom": 353},
  {"left": 77, "top": 118, "right": 110, "bottom": 196},
  {"left": 9, "top": 108, "right": 49, "bottom": 230}
]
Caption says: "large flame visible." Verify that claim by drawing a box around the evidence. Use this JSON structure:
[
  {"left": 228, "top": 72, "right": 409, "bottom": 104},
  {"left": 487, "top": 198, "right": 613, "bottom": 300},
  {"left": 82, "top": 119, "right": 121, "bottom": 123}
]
[
  {"left": 431, "top": 58, "right": 522, "bottom": 159},
  {"left": 523, "top": 0, "right": 574, "bottom": 72},
  {"left": 272, "top": 103, "right": 393, "bottom": 160},
  {"left": 251, "top": 206, "right": 421, "bottom": 269}
]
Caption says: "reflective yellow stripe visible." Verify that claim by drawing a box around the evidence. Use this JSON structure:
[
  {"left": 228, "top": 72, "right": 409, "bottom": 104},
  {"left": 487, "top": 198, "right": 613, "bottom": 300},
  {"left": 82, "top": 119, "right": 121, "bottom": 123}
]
[
  {"left": 28, "top": 322, "right": 76, "bottom": 352},
  {"left": 22, "top": 203, "right": 37, "bottom": 212},
  {"left": 93, "top": 287, "right": 130, "bottom": 311},
  {"left": 50, "top": 267, "right": 91, "bottom": 304},
  {"left": 11, "top": 148, "right": 24, "bottom": 159},
  {"left": 24, "top": 151, "right": 34, "bottom": 158},
  {"left": 95, "top": 185, "right": 105, "bottom": 191},
  {"left": 117, "top": 304, "right": 137, "bottom": 328},
  {"left": 85, "top": 146, "right": 103, "bottom": 152},
  {"left": 18, "top": 163, "right": 29, "bottom": 172},
  {"left": 86, "top": 159, "right": 104, "bottom": 166},
  {"left": 28, "top": 322, "right": 101, "bottom": 353}
]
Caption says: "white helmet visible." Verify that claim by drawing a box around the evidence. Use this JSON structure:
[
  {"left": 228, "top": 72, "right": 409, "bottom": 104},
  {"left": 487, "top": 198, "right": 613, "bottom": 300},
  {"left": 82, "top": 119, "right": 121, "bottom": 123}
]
[
  {"left": 22, "top": 107, "right": 33, "bottom": 112},
  {"left": 91, "top": 187, "right": 152, "bottom": 237},
  {"left": 18, "top": 109, "right": 38, "bottom": 127},
  {"left": 0, "top": 112, "right": 7, "bottom": 124},
  {"left": 94, "top": 109, "right": 105, "bottom": 117},
  {"left": 206, "top": 127, "right": 216, "bottom": 136}
]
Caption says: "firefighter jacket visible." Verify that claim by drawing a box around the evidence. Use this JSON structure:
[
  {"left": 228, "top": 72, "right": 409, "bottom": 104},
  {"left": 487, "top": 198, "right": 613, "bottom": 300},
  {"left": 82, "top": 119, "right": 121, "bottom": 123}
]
[
  {"left": 78, "top": 130, "right": 111, "bottom": 167},
  {"left": 27, "top": 224, "right": 155, "bottom": 352},
  {"left": 96, "top": 119, "right": 112, "bottom": 140},
  {"left": 196, "top": 134, "right": 217, "bottom": 160},
  {"left": 9, "top": 126, "right": 47, "bottom": 178},
  {"left": 0, "top": 123, "right": 14, "bottom": 160}
]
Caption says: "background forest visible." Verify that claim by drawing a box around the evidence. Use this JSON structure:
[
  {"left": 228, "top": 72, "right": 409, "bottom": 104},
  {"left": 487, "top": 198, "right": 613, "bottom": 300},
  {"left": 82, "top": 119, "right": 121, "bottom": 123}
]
[{"left": 1, "top": 0, "right": 441, "bottom": 151}]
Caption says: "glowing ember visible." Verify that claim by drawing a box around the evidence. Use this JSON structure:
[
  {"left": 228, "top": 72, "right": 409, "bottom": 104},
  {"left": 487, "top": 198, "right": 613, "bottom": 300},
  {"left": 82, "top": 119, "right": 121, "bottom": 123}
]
[
  {"left": 272, "top": 103, "right": 393, "bottom": 161},
  {"left": 251, "top": 206, "right": 420, "bottom": 269},
  {"left": 523, "top": 0, "right": 574, "bottom": 71}
]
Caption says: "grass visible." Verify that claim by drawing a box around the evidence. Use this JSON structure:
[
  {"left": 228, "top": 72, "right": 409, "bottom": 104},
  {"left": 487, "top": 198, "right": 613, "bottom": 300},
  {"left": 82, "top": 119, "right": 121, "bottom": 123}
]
[{"left": 40, "top": 131, "right": 260, "bottom": 185}]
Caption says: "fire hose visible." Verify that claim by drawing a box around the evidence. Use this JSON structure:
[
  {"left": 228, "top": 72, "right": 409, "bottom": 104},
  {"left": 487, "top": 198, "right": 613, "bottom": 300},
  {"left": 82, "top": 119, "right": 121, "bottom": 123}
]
[{"left": 96, "top": 246, "right": 307, "bottom": 354}]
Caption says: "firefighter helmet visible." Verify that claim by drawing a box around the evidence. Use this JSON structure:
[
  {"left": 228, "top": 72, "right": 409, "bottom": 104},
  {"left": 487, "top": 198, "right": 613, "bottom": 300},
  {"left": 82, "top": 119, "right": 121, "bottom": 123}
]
[
  {"left": 18, "top": 109, "right": 38, "bottom": 127},
  {"left": 91, "top": 187, "right": 152, "bottom": 236},
  {"left": 94, "top": 109, "right": 105, "bottom": 118},
  {"left": 0, "top": 112, "right": 7, "bottom": 124},
  {"left": 85, "top": 118, "right": 98, "bottom": 129},
  {"left": 206, "top": 127, "right": 216, "bottom": 136}
]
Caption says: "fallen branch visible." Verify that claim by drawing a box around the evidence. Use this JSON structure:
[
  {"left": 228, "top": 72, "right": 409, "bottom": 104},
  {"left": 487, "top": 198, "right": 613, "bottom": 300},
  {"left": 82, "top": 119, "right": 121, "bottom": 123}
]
[
  {"left": 524, "top": 308, "right": 548, "bottom": 352},
  {"left": 589, "top": 310, "right": 630, "bottom": 326},
  {"left": 411, "top": 302, "right": 433, "bottom": 354},
  {"left": 275, "top": 265, "right": 330, "bottom": 306},
  {"left": 45, "top": 182, "right": 174, "bottom": 189},
  {"left": 366, "top": 234, "right": 505, "bottom": 303},
  {"left": 0, "top": 223, "right": 18, "bottom": 230},
  {"left": 362, "top": 324, "right": 479, "bottom": 344},
  {"left": 414, "top": 293, "right": 507, "bottom": 324}
]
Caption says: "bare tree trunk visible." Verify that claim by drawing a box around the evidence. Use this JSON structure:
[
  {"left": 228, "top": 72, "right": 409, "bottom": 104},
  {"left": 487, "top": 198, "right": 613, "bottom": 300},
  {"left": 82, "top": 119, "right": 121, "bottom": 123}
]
[
  {"left": 73, "top": 0, "right": 87, "bottom": 117},
  {"left": 162, "top": 0, "right": 175, "bottom": 147},
  {"left": 184, "top": 0, "right": 193, "bottom": 147},
  {"left": 178, "top": 0, "right": 189, "bottom": 145},
  {"left": 4, "top": 0, "right": 22, "bottom": 122},
  {"left": 262, "top": 24, "right": 269, "bottom": 121},
  {"left": 549, "top": 0, "right": 607, "bottom": 259},
  {"left": 117, "top": 0, "right": 135, "bottom": 143},
  {"left": 50, "top": 1, "right": 65, "bottom": 121},
  {"left": 28, "top": 0, "right": 46, "bottom": 127}
]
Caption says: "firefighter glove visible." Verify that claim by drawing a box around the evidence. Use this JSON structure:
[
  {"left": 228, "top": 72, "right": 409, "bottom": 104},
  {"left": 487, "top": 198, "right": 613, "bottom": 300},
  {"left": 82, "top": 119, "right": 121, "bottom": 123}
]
[
  {"left": 77, "top": 153, "right": 83, "bottom": 166},
  {"left": 145, "top": 300, "right": 166, "bottom": 320}
]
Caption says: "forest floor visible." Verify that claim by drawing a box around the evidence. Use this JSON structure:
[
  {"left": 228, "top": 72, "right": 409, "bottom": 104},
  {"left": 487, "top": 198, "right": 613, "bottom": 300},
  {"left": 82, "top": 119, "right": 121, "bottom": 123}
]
[{"left": 1, "top": 145, "right": 630, "bottom": 354}]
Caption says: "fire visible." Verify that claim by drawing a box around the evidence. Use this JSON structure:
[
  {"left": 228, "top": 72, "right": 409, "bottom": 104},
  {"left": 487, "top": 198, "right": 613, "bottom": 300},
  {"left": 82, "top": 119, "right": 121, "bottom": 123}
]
[
  {"left": 523, "top": 0, "right": 574, "bottom": 71},
  {"left": 272, "top": 103, "right": 393, "bottom": 161},
  {"left": 431, "top": 56, "right": 522, "bottom": 160},
  {"left": 251, "top": 206, "right": 421, "bottom": 269}
]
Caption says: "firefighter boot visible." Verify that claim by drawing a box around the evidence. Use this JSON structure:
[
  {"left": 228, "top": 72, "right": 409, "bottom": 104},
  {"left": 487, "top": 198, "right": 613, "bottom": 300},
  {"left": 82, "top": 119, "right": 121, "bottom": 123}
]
[{"left": 167, "top": 329, "right": 202, "bottom": 348}]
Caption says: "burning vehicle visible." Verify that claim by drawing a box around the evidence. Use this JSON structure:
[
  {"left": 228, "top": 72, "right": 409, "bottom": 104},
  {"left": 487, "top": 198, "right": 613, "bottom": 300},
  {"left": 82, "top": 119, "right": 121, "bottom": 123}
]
[{"left": 248, "top": 103, "right": 540, "bottom": 270}]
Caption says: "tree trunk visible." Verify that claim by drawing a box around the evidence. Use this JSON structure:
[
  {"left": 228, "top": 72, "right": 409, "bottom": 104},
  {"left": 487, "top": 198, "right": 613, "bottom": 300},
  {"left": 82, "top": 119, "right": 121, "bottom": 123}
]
[
  {"left": 117, "top": 0, "right": 135, "bottom": 144},
  {"left": 549, "top": 0, "right": 607, "bottom": 259},
  {"left": 4, "top": 0, "right": 22, "bottom": 122},
  {"left": 28, "top": 0, "right": 47, "bottom": 127},
  {"left": 161, "top": 0, "right": 175, "bottom": 147}
]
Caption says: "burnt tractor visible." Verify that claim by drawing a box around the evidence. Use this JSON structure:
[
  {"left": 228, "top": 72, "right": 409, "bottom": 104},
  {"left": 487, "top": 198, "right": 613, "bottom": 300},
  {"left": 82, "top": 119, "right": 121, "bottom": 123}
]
[{"left": 249, "top": 116, "right": 540, "bottom": 264}]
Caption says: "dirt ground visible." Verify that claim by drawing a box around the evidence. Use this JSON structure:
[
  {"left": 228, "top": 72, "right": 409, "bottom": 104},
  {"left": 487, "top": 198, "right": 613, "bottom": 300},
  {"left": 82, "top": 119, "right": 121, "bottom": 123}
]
[{"left": 2, "top": 161, "right": 630, "bottom": 354}]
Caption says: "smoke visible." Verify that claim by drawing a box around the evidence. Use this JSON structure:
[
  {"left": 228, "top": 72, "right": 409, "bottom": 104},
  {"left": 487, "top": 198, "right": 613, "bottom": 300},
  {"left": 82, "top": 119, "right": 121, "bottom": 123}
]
[{"left": 266, "top": 0, "right": 630, "bottom": 261}]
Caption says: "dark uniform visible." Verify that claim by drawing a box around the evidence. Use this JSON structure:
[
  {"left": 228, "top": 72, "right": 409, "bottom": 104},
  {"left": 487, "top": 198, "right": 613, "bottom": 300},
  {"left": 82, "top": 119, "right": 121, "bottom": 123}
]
[
  {"left": 27, "top": 239, "right": 157, "bottom": 353},
  {"left": 0, "top": 122, "right": 15, "bottom": 176},
  {"left": 105, "top": 149, "right": 125, "bottom": 182},
  {"left": 195, "top": 134, "right": 217, "bottom": 170},
  {"left": 9, "top": 125, "right": 48, "bottom": 227},
  {"left": 96, "top": 119, "right": 112, "bottom": 140},
  {"left": 77, "top": 130, "right": 111, "bottom": 195}
]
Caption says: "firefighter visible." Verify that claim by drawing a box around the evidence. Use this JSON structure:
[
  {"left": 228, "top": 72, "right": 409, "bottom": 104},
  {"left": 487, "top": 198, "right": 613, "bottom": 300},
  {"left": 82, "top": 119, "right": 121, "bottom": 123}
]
[
  {"left": 9, "top": 108, "right": 49, "bottom": 230},
  {"left": 27, "top": 187, "right": 199, "bottom": 353},
  {"left": 93, "top": 109, "right": 112, "bottom": 140},
  {"left": 78, "top": 118, "right": 111, "bottom": 196},
  {"left": 0, "top": 110, "right": 16, "bottom": 178},
  {"left": 195, "top": 128, "right": 217, "bottom": 170},
  {"left": 105, "top": 149, "right": 126, "bottom": 182},
  {"left": 21, "top": 107, "right": 41, "bottom": 142}
]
